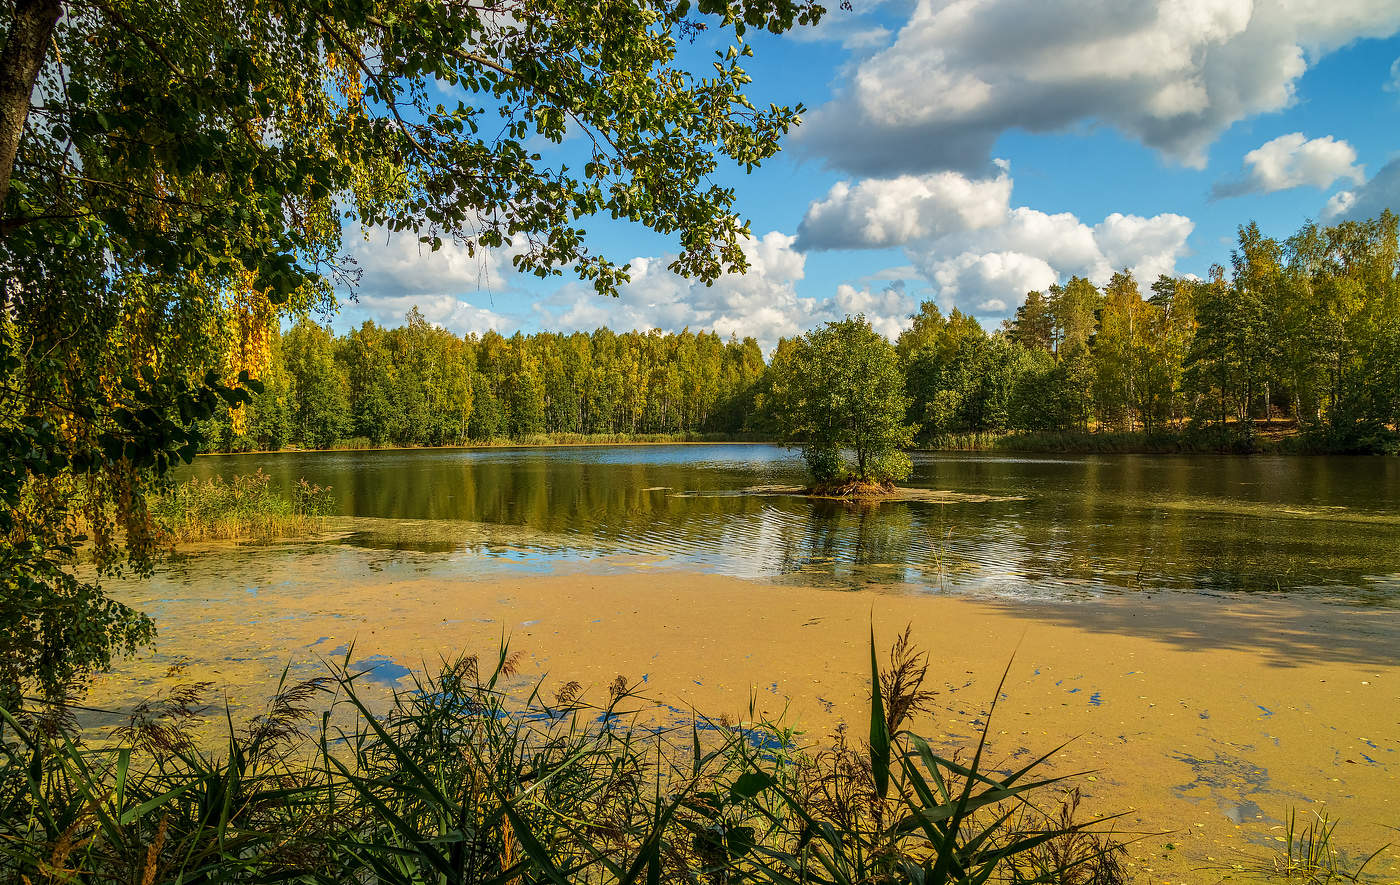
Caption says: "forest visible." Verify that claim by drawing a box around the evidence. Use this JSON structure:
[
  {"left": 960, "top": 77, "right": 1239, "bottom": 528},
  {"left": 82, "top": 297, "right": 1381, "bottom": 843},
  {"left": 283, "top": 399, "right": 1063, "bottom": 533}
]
[
  {"left": 211, "top": 312, "right": 770, "bottom": 450},
  {"left": 221, "top": 212, "right": 1400, "bottom": 454}
]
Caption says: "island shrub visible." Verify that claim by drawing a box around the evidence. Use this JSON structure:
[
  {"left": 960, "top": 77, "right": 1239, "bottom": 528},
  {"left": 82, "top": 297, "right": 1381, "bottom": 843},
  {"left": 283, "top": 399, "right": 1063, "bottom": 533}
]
[{"left": 768, "top": 317, "right": 919, "bottom": 494}]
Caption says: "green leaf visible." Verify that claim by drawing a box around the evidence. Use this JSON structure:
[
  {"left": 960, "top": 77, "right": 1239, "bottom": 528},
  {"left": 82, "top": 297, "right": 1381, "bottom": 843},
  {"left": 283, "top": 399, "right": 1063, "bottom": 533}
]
[
  {"left": 729, "top": 770, "right": 775, "bottom": 802},
  {"left": 869, "top": 622, "right": 890, "bottom": 798}
]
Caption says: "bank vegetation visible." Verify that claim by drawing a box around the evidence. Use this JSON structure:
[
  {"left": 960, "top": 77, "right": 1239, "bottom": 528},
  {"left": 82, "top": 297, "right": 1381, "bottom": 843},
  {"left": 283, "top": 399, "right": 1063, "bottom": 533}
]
[
  {"left": 213, "top": 214, "right": 1400, "bottom": 458},
  {"left": 1, "top": 632, "right": 1135, "bottom": 884}
]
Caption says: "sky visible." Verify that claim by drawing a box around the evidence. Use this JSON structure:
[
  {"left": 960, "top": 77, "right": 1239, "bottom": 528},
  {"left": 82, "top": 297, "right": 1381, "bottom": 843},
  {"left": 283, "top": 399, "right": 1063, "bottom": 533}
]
[{"left": 332, "top": 0, "right": 1400, "bottom": 350}]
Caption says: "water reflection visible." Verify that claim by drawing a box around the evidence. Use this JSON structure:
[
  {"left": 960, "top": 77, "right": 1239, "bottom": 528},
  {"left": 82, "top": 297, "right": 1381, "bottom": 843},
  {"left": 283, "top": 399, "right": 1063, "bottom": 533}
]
[{"left": 180, "top": 446, "right": 1400, "bottom": 602}]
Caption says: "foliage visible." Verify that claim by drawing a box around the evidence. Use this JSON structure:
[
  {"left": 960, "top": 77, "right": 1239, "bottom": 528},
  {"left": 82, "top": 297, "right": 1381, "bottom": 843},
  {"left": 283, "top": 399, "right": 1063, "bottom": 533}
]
[
  {"left": 871, "top": 213, "right": 1399, "bottom": 450},
  {"left": 0, "top": 630, "right": 1127, "bottom": 884},
  {"left": 209, "top": 316, "right": 771, "bottom": 450},
  {"left": 148, "top": 469, "right": 333, "bottom": 542},
  {"left": 0, "top": 0, "right": 822, "bottom": 702},
  {"left": 767, "top": 316, "right": 917, "bottom": 487}
]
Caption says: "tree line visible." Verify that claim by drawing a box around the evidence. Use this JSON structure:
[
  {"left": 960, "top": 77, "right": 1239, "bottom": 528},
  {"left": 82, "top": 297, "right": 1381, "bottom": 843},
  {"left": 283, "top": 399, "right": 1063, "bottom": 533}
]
[
  {"left": 227, "top": 211, "right": 1399, "bottom": 455},
  {"left": 210, "top": 308, "right": 769, "bottom": 451},
  {"left": 884, "top": 212, "right": 1399, "bottom": 449}
]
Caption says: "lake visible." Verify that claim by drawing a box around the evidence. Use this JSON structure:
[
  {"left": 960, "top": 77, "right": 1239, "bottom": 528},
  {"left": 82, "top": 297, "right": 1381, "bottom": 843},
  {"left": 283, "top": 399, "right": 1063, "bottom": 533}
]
[
  {"left": 179, "top": 444, "right": 1400, "bottom": 603},
  {"left": 88, "top": 444, "right": 1400, "bottom": 879}
]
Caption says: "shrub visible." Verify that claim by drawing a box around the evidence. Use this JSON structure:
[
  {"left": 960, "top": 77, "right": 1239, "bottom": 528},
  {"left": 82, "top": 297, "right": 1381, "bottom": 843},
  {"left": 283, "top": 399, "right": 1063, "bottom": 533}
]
[{"left": 149, "top": 470, "right": 333, "bottom": 542}]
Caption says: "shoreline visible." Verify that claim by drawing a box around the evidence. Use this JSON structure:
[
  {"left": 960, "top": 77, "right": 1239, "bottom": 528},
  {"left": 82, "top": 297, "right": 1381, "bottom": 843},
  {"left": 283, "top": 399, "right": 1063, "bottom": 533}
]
[
  {"left": 197, "top": 436, "right": 776, "bottom": 457},
  {"left": 89, "top": 566, "right": 1400, "bottom": 882},
  {"left": 194, "top": 429, "right": 1396, "bottom": 459}
]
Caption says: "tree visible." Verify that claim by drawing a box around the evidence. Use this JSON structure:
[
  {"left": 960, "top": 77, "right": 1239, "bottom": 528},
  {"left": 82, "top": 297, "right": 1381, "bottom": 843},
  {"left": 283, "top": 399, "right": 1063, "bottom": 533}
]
[
  {"left": 769, "top": 317, "right": 916, "bottom": 488},
  {"left": 283, "top": 319, "right": 349, "bottom": 449},
  {"left": 1009, "top": 290, "right": 1055, "bottom": 352},
  {"left": 0, "top": 0, "right": 823, "bottom": 703}
]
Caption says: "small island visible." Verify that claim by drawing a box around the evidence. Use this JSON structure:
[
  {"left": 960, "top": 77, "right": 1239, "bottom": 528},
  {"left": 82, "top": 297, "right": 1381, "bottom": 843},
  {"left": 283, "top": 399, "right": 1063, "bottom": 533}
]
[{"left": 764, "top": 316, "right": 918, "bottom": 499}]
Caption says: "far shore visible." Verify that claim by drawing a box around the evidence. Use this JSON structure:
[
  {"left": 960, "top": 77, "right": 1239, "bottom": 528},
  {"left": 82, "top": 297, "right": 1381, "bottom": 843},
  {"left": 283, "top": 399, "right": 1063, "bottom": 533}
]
[
  {"left": 193, "top": 422, "right": 1396, "bottom": 460},
  {"left": 198, "top": 435, "right": 776, "bottom": 457},
  {"left": 89, "top": 566, "right": 1400, "bottom": 883}
]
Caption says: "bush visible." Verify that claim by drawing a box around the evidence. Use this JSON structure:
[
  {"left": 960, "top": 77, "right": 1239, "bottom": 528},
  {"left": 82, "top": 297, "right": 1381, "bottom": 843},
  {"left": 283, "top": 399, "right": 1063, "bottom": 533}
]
[{"left": 149, "top": 470, "right": 333, "bottom": 542}]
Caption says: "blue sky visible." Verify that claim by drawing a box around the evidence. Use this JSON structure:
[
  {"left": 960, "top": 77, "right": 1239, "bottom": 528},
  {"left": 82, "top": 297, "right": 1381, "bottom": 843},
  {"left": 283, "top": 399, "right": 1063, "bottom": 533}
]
[{"left": 335, "top": 0, "right": 1400, "bottom": 349}]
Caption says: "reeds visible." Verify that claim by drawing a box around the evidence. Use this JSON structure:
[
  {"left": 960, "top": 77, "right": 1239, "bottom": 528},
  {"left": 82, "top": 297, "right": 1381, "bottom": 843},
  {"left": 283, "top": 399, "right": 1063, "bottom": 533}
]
[
  {"left": 149, "top": 469, "right": 332, "bottom": 542},
  {"left": 1261, "top": 808, "right": 1388, "bottom": 883},
  {"left": 0, "top": 631, "right": 1131, "bottom": 883}
]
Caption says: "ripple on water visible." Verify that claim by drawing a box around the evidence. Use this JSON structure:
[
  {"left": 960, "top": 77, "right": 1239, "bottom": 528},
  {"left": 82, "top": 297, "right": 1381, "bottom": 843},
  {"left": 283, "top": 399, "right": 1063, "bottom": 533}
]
[{"left": 149, "top": 446, "right": 1400, "bottom": 604}]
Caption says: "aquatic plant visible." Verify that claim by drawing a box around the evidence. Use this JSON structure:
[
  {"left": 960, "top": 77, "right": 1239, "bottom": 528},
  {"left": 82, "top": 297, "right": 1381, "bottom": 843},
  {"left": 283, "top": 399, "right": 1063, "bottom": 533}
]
[
  {"left": 1258, "top": 808, "right": 1389, "bottom": 884},
  {"left": 148, "top": 469, "right": 333, "bottom": 543},
  {"left": 0, "top": 631, "right": 1129, "bottom": 883}
]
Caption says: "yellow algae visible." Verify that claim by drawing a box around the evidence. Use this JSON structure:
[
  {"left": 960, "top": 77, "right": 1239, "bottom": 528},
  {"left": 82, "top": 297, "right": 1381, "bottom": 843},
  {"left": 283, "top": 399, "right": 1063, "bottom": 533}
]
[{"left": 86, "top": 567, "right": 1400, "bottom": 882}]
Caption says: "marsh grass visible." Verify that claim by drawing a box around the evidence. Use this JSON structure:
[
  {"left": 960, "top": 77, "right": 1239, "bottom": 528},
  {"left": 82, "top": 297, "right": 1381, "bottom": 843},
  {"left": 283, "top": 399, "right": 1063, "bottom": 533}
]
[
  {"left": 149, "top": 469, "right": 333, "bottom": 542},
  {"left": 0, "top": 630, "right": 1132, "bottom": 883},
  {"left": 1256, "top": 808, "right": 1389, "bottom": 883},
  {"left": 919, "top": 430, "right": 1242, "bottom": 455},
  {"left": 917, "top": 424, "right": 1400, "bottom": 456}
]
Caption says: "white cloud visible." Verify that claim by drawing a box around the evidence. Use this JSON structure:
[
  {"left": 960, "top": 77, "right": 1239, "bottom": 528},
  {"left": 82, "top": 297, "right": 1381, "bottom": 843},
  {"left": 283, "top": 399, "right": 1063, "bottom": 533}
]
[
  {"left": 797, "top": 0, "right": 1400, "bottom": 175},
  {"left": 831, "top": 281, "right": 918, "bottom": 339},
  {"left": 1325, "top": 157, "right": 1400, "bottom": 221},
  {"left": 794, "top": 156, "right": 1195, "bottom": 320},
  {"left": 1212, "top": 133, "right": 1364, "bottom": 198},
  {"left": 533, "top": 232, "right": 824, "bottom": 348},
  {"left": 948, "top": 207, "right": 1104, "bottom": 276},
  {"left": 1322, "top": 189, "right": 1357, "bottom": 219},
  {"left": 341, "top": 226, "right": 524, "bottom": 332},
  {"left": 351, "top": 293, "right": 514, "bottom": 334},
  {"left": 1387, "top": 56, "right": 1400, "bottom": 92},
  {"left": 905, "top": 208, "right": 1193, "bottom": 319},
  {"left": 341, "top": 226, "right": 925, "bottom": 349},
  {"left": 1093, "top": 212, "right": 1195, "bottom": 282},
  {"left": 796, "top": 166, "right": 1012, "bottom": 250},
  {"left": 918, "top": 251, "right": 1059, "bottom": 315}
]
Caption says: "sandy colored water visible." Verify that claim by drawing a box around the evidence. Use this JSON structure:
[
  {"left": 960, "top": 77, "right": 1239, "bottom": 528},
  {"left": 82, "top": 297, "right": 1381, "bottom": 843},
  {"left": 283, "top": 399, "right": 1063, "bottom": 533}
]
[{"left": 88, "top": 567, "right": 1399, "bottom": 883}]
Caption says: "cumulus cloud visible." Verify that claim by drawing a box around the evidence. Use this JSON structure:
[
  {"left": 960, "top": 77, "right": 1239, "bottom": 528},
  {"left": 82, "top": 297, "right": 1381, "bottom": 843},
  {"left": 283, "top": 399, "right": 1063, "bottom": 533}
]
[
  {"left": 349, "top": 293, "right": 514, "bottom": 334},
  {"left": 347, "top": 226, "right": 518, "bottom": 300},
  {"left": 532, "top": 232, "right": 826, "bottom": 348},
  {"left": 900, "top": 208, "right": 1193, "bottom": 319},
  {"left": 796, "top": 165, "right": 1012, "bottom": 250},
  {"left": 1093, "top": 212, "right": 1196, "bottom": 282},
  {"left": 920, "top": 251, "right": 1058, "bottom": 315},
  {"left": 830, "top": 281, "right": 918, "bottom": 338},
  {"left": 795, "top": 161, "right": 1194, "bottom": 320},
  {"left": 1212, "top": 133, "right": 1364, "bottom": 198},
  {"left": 1321, "top": 190, "right": 1357, "bottom": 219},
  {"left": 1325, "top": 157, "right": 1400, "bottom": 221},
  {"left": 797, "top": 0, "right": 1400, "bottom": 175},
  {"left": 341, "top": 226, "right": 525, "bottom": 332},
  {"left": 1387, "top": 56, "right": 1400, "bottom": 92},
  {"left": 340, "top": 226, "right": 926, "bottom": 348}
]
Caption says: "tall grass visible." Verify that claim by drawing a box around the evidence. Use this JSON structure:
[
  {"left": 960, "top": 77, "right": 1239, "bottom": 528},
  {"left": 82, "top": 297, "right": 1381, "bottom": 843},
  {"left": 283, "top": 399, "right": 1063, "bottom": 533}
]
[
  {"left": 1258, "top": 808, "right": 1388, "bottom": 883},
  {"left": 0, "top": 630, "right": 1131, "bottom": 883},
  {"left": 920, "top": 428, "right": 1275, "bottom": 455},
  {"left": 149, "top": 469, "right": 333, "bottom": 542}
]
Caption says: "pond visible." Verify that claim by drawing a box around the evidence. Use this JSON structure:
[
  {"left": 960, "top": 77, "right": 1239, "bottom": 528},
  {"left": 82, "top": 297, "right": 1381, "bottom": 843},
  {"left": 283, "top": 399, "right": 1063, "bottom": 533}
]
[{"left": 177, "top": 444, "right": 1400, "bottom": 603}]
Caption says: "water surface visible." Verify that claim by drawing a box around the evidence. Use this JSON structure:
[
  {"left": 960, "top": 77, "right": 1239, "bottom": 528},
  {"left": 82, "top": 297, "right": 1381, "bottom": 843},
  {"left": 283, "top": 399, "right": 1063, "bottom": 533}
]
[{"left": 179, "top": 445, "right": 1400, "bottom": 603}]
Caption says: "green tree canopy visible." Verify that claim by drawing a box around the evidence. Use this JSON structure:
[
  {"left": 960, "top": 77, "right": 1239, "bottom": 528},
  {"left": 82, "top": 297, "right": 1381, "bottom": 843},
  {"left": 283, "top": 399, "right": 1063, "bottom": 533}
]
[
  {"left": 767, "top": 316, "right": 916, "bottom": 488},
  {"left": 0, "top": 0, "right": 822, "bottom": 705}
]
